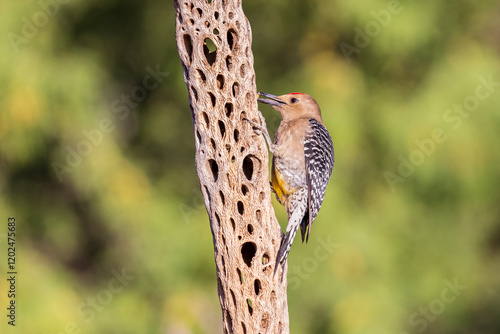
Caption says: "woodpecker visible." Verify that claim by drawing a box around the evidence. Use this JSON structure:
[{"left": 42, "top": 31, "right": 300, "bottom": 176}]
[{"left": 246, "top": 92, "right": 335, "bottom": 276}]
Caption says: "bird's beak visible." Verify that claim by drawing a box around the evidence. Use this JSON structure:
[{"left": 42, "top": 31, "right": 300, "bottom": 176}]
[{"left": 257, "top": 92, "right": 287, "bottom": 108}]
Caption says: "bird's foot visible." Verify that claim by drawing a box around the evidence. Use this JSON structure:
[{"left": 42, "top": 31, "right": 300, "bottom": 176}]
[{"left": 243, "top": 117, "right": 264, "bottom": 136}]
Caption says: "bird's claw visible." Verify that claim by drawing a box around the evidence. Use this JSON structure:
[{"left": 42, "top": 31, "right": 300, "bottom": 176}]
[
  {"left": 243, "top": 117, "right": 264, "bottom": 136},
  {"left": 244, "top": 113, "right": 276, "bottom": 156},
  {"left": 269, "top": 181, "right": 274, "bottom": 191}
]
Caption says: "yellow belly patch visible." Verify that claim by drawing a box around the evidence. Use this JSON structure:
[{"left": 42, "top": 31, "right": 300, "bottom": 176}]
[{"left": 271, "top": 167, "right": 296, "bottom": 205}]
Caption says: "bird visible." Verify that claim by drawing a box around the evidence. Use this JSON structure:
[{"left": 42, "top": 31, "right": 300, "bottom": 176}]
[{"left": 245, "top": 92, "right": 335, "bottom": 277}]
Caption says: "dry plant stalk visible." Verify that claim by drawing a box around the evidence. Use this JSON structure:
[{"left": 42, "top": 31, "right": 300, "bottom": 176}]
[{"left": 174, "top": 0, "right": 289, "bottom": 333}]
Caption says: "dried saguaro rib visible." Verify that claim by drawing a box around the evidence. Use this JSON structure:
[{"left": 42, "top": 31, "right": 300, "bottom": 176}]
[{"left": 174, "top": 0, "right": 290, "bottom": 333}]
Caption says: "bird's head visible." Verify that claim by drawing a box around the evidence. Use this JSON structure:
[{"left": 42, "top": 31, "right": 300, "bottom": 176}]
[{"left": 257, "top": 92, "right": 322, "bottom": 122}]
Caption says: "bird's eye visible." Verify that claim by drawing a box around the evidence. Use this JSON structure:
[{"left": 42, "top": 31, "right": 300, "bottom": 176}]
[{"left": 290, "top": 97, "right": 298, "bottom": 104}]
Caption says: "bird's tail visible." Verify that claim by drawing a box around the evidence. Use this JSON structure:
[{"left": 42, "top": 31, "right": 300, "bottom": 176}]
[
  {"left": 274, "top": 224, "right": 300, "bottom": 275},
  {"left": 273, "top": 190, "right": 308, "bottom": 278}
]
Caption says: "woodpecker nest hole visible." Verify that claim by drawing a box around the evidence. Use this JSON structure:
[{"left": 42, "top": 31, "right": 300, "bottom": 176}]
[{"left": 174, "top": 0, "right": 289, "bottom": 333}]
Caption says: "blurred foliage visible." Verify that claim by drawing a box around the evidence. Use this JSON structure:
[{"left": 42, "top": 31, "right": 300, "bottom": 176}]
[{"left": 1, "top": 0, "right": 500, "bottom": 333}]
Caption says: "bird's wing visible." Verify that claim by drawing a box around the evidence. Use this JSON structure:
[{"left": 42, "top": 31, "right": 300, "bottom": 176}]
[{"left": 301, "top": 118, "right": 335, "bottom": 242}]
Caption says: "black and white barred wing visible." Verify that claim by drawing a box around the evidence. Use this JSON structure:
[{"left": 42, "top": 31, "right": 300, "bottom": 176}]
[{"left": 301, "top": 118, "right": 335, "bottom": 242}]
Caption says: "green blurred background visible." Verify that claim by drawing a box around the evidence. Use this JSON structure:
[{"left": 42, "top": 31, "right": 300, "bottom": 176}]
[{"left": 1, "top": 0, "right": 500, "bottom": 333}]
